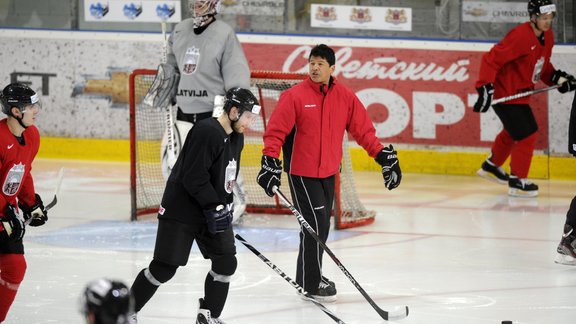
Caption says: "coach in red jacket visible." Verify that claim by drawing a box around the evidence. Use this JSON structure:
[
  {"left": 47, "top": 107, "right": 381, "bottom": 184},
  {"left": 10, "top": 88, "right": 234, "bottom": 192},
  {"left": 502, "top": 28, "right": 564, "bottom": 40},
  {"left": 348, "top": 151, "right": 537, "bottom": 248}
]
[{"left": 257, "top": 44, "right": 401, "bottom": 302}]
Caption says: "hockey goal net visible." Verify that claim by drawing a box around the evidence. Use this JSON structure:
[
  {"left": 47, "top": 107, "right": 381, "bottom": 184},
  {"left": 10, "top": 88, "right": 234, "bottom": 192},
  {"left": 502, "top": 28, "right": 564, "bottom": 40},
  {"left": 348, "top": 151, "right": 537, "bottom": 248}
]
[{"left": 129, "top": 69, "right": 375, "bottom": 229}]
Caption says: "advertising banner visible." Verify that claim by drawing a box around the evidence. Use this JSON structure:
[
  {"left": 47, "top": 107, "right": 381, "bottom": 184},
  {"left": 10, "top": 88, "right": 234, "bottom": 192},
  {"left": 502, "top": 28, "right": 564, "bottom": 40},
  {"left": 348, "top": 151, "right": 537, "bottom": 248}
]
[
  {"left": 84, "top": 0, "right": 182, "bottom": 22},
  {"left": 311, "top": 4, "right": 412, "bottom": 32},
  {"left": 243, "top": 43, "right": 548, "bottom": 149},
  {"left": 462, "top": 1, "right": 529, "bottom": 23},
  {"left": 220, "top": 0, "right": 285, "bottom": 16}
]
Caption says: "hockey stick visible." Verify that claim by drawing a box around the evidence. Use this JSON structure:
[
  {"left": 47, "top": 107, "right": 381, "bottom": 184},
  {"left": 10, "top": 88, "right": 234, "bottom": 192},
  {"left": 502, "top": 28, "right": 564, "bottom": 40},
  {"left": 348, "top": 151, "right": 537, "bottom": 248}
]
[
  {"left": 235, "top": 234, "right": 346, "bottom": 324},
  {"left": 25, "top": 167, "right": 64, "bottom": 225},
  {"left": 273, "top": 187, "right": 409, "bottom": 321},
  {"left": 492, "top": 84, "right": 560, "bottom": 105}
]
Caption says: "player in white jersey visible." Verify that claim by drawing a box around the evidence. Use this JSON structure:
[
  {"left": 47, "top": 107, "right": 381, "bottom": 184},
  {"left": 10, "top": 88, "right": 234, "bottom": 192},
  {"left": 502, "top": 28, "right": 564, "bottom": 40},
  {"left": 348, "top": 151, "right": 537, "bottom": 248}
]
[{"left": 161, "top": 0, "right": 251, "bottom": 222}]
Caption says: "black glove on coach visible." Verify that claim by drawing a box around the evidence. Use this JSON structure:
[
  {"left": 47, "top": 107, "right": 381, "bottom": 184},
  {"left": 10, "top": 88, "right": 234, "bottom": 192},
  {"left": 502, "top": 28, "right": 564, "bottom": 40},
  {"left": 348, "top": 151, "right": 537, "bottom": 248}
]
[
  {"left": 256, "top": 155, "right": 282, "bottom": 197},
  {"left": 375, "top": 145, "right": 402, "bottom": 190}
]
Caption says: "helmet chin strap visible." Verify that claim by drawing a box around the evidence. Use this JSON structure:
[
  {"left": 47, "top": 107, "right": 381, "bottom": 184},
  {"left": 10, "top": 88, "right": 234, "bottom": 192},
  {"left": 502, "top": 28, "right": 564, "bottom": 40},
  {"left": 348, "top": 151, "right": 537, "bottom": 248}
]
[
  {"left": 530, "top": 17, "right": 544, "bottom": 33},
  {"left": 227, "top": 110, "right": 241, "bottom": 130},
  {"left": 11, "top": 108, "right": 28, "bottom": 129},
  {"left": 16, "top": 116, "right": 28, "bottom": 129}
]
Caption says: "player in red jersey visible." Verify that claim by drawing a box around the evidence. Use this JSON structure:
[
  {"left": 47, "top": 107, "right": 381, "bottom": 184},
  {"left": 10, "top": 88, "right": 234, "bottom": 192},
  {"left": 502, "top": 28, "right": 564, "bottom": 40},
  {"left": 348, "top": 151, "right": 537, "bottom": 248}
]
[
  {"left": 0, "top": 83, "right": 48, "bottom": 322},
  {"left": 473, "top": 0, "right": 575, "bottom": 197}
]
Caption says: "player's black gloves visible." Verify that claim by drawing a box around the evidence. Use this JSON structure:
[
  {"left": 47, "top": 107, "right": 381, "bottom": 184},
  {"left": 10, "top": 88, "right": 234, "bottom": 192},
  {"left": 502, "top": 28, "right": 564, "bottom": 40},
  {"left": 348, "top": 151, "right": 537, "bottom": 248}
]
[
  {"left": 257, "top": 155, "right": 282, "bottom": 197},
  {"left": 473, "top": 83, "right": 494, "bottom": 112},
  {"left": 203, "top": 204, "right": 232, "bottom": 234},
  {"left": 552, "top": 70, "right": 576, "bottom": 93},
  {"left": 0, "top": 205, "right": 25, "bottom": 242},
  {"left": 375, "top": 145, "right": 402, "bottom": 190},
  {"left": 19, "top": 193, "right": 48, "bottom": 227}
]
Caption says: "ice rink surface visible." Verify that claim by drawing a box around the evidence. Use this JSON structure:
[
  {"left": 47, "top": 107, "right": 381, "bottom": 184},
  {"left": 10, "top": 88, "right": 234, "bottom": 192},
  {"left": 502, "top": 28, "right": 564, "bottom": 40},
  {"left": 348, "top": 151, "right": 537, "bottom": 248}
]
[{"left": 6, "top": 159, "right": 576, "bottom": 324}]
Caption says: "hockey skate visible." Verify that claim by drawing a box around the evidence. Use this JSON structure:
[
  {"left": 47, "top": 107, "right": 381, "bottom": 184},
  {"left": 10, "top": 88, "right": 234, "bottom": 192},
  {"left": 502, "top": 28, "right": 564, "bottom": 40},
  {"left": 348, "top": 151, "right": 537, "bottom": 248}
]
[
  {"left": 477, "top": 159, "right": 509, "bottom": 185},
  {"left": 127, "top": 313, "right": 137, "bottom": 324},
  {"left": 555, "top": 224, "right": 576, "bottom": 266},
  {"left": 197, "top": 298, "right": 227, "bottom": 324},
  {"left": 307, "top": 279, "right": 337, "bottom": 303},
  {"left": 508, "top": 175, "right": 538, "bottom": 197}
]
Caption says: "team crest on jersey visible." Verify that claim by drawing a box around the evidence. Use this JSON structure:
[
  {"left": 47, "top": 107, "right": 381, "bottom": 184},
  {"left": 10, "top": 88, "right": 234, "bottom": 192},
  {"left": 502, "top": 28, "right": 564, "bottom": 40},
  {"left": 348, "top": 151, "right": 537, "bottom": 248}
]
[
  {"left": 2, "top": 163, "right": 25, "bottom": 196},
  {"left": 183, "top": 47, "right": 200, "bottom": 75},
  {"left": 224, "top": 159, "right": 237, "bottom": 194}
]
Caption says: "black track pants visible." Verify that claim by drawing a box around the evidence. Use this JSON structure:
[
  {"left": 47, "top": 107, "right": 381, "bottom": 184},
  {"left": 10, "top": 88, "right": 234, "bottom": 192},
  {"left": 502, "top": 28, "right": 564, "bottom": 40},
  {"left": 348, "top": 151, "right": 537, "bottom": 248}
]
[{"left": 287, "top": 174, "right": 335, "bottom": 293}]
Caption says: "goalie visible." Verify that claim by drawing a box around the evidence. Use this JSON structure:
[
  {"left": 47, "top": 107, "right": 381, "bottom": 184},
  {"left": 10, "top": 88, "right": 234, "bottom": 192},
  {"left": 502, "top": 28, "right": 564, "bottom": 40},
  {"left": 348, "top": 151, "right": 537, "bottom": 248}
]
[{"left": 145, "top": 0, "right": 251, "bottom": 224}]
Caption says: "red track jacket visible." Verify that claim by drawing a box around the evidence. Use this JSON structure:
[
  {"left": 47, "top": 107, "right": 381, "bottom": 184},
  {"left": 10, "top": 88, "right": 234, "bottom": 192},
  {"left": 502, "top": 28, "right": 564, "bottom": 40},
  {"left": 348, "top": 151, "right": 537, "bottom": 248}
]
[
  {"left": 476, "top": 22, "right": 556, "bottom": 105},
  {"left": 263, "top": 77, "right": 383, "bottom": 178}
]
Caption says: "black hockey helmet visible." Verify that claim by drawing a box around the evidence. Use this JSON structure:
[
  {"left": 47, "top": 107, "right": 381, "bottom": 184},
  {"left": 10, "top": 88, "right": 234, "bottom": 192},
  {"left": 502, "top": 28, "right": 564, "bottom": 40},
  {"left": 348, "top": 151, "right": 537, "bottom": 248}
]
[
  {"left": 223, "top": 87, "right": 261, "bottom": 116},
  {"left": 528, "top": 0, "right": 556, "bottom": 17},
  {"left": 0, "top": 83, "right": 40, "bottom": 116},
  {"left": 80, "top": 279, "right": 134, "bottom": 324}
]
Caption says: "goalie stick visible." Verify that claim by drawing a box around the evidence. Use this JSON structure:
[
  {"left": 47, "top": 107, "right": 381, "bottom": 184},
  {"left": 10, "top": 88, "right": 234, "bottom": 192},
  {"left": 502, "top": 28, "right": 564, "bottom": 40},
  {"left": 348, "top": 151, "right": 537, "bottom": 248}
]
[
  {"left": 273, "top": 187, "right": 409, "bottom": 321},
  {"left": 160, "top": 21, "right": 178, "bottom": 170},
  {"left": 25, "top": 167, "right": 64, "bottom": 225},
  {"left": 235, "top": 234, "right": 346, "bottom": 324},
  {"left": 492, "top": 84, "right": 560, "bottom": 105}
]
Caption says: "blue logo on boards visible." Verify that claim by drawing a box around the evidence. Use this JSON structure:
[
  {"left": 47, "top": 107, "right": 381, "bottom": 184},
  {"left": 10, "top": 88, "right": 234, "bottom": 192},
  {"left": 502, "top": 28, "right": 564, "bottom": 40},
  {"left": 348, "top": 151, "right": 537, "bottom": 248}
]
[
  {"left": 156, "top": 4, "right": 176, "bottom": 20},
  {"left": 89, "top": 2, "right": 109, "bottom": 19},
  {"left": 123, "top": 3, "right": 143, "bottom": 20}
]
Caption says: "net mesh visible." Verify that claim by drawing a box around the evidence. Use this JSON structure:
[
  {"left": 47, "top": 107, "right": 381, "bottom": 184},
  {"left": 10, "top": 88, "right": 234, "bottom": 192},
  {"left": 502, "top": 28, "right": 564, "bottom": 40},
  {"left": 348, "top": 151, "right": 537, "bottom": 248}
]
[{"left": 130, "top": 69, "right": 375, "bottom": 228}]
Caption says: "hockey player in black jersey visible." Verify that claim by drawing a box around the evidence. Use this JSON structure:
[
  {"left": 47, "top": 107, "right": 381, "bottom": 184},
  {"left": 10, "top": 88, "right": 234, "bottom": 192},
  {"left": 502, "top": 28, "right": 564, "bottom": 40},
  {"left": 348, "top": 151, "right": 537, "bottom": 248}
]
[
  {"left": 129, "top": 87, "right": 260, "bottom": 324},
  {"left": 555, "top": 91, "right": 576, "bottom": 266}
]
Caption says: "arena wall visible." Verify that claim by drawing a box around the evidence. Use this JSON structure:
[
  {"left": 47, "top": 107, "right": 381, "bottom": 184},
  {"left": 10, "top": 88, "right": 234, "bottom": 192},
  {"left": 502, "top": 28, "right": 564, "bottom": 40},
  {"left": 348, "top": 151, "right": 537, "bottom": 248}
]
[{"left": 1, "top": 29, "right": 575, "bottom": 179}]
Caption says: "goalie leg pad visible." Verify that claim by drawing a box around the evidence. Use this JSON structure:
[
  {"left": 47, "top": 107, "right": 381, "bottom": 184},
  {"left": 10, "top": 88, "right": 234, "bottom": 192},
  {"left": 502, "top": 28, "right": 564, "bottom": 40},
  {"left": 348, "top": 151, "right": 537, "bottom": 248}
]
[
  {"left": 160, "top": 120, "right": 193, "bottom": 180},
  {"left": 232, "top": 172, "right": 247, "bottom": 224}
]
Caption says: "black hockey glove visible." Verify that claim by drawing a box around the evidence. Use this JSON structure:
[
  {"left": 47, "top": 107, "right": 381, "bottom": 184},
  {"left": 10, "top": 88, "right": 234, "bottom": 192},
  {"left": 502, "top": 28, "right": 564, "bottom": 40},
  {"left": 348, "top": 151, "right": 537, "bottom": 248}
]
[
  {"left": 0, "top": 205, "right": 25, "bottom": 242},
  {"left": 552, "top": 70, "right": 576, "bottom": 93},
  {"left": 203, "top": 204, "right": 233, "bottom": 235},
  {"left": 375, "top": 145, "right": 402, "bottom": 190},
  {"left": 257, "top": 155, "right": 282, "bottom": 197},
  {"left": 19, "top": 193, "right": 48, "bottom": 227},
  {"left": 473, "top": 83, "right": 494, "bottom": 113}
]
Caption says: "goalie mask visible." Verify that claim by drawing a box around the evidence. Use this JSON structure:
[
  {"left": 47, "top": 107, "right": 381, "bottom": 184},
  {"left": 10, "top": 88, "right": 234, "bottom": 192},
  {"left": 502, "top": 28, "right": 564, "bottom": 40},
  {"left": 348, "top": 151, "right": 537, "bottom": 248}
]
[
  {"left": 189, "top": 0, "right": 221, "bottom": 28},
  {"left": 80, "top": 279, "right": 134, "bottom": 324},
  {"left": 528, "top": 0, "right": 556, "bottom": 18}
]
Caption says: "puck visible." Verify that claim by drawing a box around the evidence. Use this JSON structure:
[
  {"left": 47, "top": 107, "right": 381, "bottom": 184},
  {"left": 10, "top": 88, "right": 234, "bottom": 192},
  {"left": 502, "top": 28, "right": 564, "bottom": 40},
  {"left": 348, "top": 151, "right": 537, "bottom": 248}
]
[{"left": 502, "top": 321, "right": 512, "bottom": 324}]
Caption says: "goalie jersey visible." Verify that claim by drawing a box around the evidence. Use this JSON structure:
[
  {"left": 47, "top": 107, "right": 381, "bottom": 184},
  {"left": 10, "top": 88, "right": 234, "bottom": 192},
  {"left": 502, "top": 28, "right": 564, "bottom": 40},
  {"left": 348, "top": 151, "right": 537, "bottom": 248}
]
[
  {"left": 158, "top": 117, "right": 243, "bottom": 224},
  {"left": 167, "top": 19, "right": 250, "bottom": 115}
]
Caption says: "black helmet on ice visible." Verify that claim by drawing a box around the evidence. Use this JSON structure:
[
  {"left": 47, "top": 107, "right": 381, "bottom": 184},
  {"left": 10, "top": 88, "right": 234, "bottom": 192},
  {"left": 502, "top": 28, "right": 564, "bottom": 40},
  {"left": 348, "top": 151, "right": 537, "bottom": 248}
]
[
  {"left": 223, "top": 87, "right": 261, "bottom": 116},
  {"left": 528, "top": 0, "right": 556, "bottom": 17},
  {"left": 0, "top": 83, "right": 40, "bottom": 116},
  {"left": 80, "top": 279, "right": 134, "bottom": 324}
]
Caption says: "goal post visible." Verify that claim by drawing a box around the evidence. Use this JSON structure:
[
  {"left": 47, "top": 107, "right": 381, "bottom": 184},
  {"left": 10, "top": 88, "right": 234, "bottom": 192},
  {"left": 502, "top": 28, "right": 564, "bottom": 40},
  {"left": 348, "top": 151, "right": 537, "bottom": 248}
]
[{"left": 129, "top": 69, "right": 375, "bottom": 228}]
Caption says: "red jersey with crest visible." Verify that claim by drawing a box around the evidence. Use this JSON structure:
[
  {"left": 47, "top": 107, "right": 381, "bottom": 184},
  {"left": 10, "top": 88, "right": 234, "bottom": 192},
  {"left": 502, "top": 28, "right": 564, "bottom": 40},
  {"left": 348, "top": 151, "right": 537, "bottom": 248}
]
[
  {"left": 0, "top": 119, "right": 39, "bottom": 231},
  {"left": 476, "top": 22, "right": 556, "bottom": 105}
]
